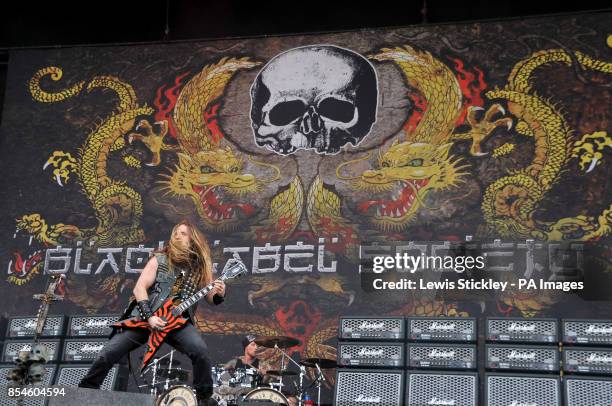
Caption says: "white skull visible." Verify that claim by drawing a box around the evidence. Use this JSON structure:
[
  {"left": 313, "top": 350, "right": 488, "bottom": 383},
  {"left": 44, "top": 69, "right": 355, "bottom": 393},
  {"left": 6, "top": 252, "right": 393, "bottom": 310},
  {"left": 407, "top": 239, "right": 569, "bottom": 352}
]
[
  {"left": 27, "top": 363, "right": 45, "bottom": 383},
  {"left": 250, "top": 45, "right": 378, "bottom": 155}
]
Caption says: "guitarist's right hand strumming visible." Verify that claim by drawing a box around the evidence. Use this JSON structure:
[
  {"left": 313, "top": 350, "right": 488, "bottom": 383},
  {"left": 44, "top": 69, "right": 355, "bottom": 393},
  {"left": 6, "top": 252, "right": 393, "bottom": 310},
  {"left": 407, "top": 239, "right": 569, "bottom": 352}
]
[{"left": 148, "top": 316, "right": 167, "bottom": 330}]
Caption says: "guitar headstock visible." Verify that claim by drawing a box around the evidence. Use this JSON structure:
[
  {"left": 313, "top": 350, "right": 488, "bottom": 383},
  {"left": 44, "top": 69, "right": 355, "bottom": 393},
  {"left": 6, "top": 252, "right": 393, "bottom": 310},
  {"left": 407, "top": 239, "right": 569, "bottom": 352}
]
[{"left": 221, "top": 255, "right": 248, "bottom": 280}]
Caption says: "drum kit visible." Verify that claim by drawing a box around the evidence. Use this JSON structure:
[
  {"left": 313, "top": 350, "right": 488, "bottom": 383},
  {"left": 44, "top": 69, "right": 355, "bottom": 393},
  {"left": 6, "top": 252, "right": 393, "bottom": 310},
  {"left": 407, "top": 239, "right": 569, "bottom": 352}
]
[{"left": 145, "top": 335, "right": 336, "bottom": 406}]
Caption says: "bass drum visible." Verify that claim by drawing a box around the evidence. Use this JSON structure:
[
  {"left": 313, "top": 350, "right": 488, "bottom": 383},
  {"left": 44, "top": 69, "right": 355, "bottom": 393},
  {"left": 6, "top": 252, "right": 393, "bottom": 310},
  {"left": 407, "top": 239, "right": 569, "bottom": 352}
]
[
  {"left": 156, "top": 385, "right": 197, "bottom": 406},
  {"left": 243, "top": 388, "right": 288, "bottom": 406}
]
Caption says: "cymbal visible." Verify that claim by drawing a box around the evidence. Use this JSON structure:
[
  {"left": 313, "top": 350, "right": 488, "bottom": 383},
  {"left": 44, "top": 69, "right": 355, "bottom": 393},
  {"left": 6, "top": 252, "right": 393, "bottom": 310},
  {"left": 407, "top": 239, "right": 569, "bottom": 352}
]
[
  {"left": 265, "top": 369, "right": 298, "bottom": 377},
  {"left": 254, "top": 336, "right": 301, "bottom": 349},
  {"left": 299, "top": 358, "right": 337, "bottom": 369}
]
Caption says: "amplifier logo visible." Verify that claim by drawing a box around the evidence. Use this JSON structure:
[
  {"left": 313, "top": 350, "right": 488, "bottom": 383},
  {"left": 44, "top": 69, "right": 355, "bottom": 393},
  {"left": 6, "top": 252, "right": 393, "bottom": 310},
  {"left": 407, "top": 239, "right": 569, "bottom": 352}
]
[
  {"left": 85, "top": 320, "right": 110, "bottom": 328},
  {"left": 80, "top": 344, "right": 104, "bottom": 352},
  {"left": 507, "top": 350, "right": 537, "bottom": 360},
  {"left": 508, "top": 323, "right": 536, "bottom": 332},
  {"left": 586, "top": 325, "right": 612, "bottom": 334},
  {"left": 428, "top": 397, "right": 455, "bottom": 405},
  {"left": 429, "top": 349, "right": 455, "bottom": 358},
  {"left": 358, "top": 322, "right": 385, "bottom": 330},
  {"left": 509, "top": 402, "right": 537, "bottom": 406},
  {"left": 24, "top": 320, "right": 37, "bottom": 328},
  {"left": 354, "top": 395, "right": 381, "bottom": 403},
  {"left": 587, "top": 353, "right": 612, "bottom": 363},
  {"left": 358, "top": 348, "right": 384, "bottom": 357},
  {"left": 429, "top": 322, "right": 455, "bottom": 331}
]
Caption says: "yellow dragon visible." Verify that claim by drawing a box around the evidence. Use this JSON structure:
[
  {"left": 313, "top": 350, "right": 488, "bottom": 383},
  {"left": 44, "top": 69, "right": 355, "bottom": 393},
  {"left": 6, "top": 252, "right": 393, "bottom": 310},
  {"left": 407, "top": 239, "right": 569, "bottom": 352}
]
[
  {"left": 18, "top": 67, "right": 153, "bottom": 247},
  {"left": 483, "top": 49, "right": 612, "bottom": 240},
  {"left": 335, "top": 45, "right": 511, "bottom": 232}
]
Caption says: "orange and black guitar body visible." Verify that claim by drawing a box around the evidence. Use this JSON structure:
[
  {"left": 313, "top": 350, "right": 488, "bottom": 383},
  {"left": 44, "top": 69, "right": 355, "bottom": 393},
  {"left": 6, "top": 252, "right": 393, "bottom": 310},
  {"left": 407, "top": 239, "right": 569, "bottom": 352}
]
[{"left": 112, "top": 298, "right": 187, "bottom": 371}]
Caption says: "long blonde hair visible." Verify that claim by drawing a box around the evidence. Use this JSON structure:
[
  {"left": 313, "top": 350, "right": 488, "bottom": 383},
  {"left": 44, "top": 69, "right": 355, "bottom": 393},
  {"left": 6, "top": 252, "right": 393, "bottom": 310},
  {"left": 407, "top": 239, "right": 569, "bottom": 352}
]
[{"left": 162, "top": 220, "right": 213, "bottom": 288}]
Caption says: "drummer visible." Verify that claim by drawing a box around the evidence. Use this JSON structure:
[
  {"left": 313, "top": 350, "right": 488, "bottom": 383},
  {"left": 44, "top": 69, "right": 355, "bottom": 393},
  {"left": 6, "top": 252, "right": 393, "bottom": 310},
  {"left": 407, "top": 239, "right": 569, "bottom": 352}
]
[
  {"left": 223, "top": 334, "right": 268, "bottom": 377},
  {"left": 225, "top": 334, "right": 298, "bottom": 406}
]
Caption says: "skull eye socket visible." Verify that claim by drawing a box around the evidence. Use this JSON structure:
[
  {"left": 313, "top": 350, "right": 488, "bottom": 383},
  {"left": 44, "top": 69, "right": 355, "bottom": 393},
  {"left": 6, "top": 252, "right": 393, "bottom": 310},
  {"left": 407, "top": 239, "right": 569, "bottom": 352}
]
[
  {"left": 269, "top": 100, "right": 307, "bottom": 126},
  {"left": 318, "top": 97, "right": 355, "bottom": 123}
]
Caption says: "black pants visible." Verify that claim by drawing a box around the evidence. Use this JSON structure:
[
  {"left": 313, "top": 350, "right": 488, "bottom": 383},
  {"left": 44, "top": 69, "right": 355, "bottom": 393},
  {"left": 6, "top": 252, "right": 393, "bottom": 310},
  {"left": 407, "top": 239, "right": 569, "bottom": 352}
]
[{"left": 78, "top": 323, "right": 214, "bottom": 399}]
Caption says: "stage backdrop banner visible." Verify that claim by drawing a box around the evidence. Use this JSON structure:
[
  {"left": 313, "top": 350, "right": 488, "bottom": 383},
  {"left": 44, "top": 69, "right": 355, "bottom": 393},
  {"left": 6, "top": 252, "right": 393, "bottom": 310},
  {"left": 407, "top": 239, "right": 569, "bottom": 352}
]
[{"left": 0, "top": 11, "right": 611, "bottom": 398}]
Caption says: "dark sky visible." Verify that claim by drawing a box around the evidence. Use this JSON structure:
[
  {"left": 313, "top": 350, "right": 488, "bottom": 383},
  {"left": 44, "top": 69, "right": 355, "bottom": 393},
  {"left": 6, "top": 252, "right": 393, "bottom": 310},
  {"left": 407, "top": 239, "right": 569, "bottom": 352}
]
[{"left": 0, "top": 0, "right": 610, "bottom": 123}]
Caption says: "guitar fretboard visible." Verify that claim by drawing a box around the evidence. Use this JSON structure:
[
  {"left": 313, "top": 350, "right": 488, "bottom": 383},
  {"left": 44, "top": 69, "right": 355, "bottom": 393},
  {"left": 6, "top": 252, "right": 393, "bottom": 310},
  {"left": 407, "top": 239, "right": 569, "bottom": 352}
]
[{"left": 172, "top": 274, "right": 229, "bottom": 316}]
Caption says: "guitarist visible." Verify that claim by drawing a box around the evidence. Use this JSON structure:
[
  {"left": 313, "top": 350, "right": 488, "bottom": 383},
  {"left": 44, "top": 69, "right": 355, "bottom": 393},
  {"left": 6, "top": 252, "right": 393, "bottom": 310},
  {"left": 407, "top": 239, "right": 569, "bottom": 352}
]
[{"left": 79, "top": 220, "right": 226, "bottom": 405}]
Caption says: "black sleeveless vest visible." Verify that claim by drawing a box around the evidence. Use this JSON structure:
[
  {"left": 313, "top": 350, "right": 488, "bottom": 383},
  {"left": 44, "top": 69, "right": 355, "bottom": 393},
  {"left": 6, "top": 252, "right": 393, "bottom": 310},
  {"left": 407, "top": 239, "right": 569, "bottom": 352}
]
[{"left": 126, "top": 253, "right": 199, "bottom": 321}]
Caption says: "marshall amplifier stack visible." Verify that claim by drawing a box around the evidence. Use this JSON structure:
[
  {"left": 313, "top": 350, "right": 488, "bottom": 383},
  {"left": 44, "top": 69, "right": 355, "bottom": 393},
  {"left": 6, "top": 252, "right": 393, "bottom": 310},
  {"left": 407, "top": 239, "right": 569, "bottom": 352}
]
[
  {"left": 59, "top": 314, "right": 125, "bottom": 391},
  {"left": 335, "top": 316, "right": 479, "bottom": 406},
  {"left": 485, "top": 317, "right": 561, "bottom": 405},
  {"left": 1, "top": 315, "right": 67, "bottom": 406},
  {"left": 1, "top": 313, "right": 125, "bottom": 395},
  {"left": 336, "top": 317, "right": 405, "bottom": 406},
  {"left": 406, "top": 317, "right": 478, "bottom": 406},
  {"left": 2, "top": 314, "right": 67, "bottom": 370},
  {"left": 562, "top": 319, "right": 612, "bottom": 405}
]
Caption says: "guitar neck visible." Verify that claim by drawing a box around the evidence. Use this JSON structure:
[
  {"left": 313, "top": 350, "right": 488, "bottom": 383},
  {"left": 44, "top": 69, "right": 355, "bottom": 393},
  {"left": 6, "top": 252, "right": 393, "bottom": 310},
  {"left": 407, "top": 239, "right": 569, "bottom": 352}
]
[{"left": 173, "top": 274, "right": 228, "bottom": 315}]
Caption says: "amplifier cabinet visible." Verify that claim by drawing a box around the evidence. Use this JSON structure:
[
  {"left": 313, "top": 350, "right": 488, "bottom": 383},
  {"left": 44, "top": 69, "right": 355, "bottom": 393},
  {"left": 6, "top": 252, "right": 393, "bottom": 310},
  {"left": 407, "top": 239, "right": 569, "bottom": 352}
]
[
  {"left": 486, "top": 344, "right": 560, "bottom": 372},
  {"left": 338, "top": 341, "right": 404, "bottom": 368},
  {"left": 562, "top": 319, "right": 612, "bottom": 345},
  {"left": 339, "top": 317, "right": 405, "bottom": 341},
  {"left": 406, "top": 371, "right": 478, "bottom": 406},
  {"left": 407, "top": 343, "right": 477, "bottom": 370},
  {"left": 486, "top": 317, "right": 558, "bottom": 344},
  {"left": 407, "top": 317, "right": 477, "bottom": 342},
  {"left": 485, "top": 373, "right": 561, "bottom": 406},
  {"left": 335, "top": 368, "right": 404, "bottom": 406}
]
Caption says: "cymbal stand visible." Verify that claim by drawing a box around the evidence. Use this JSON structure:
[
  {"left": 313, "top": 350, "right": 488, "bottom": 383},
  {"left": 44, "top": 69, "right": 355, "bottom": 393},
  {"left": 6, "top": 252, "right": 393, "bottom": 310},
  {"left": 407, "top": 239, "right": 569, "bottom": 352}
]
[
  {"left": 273, "top": 344, "right": 306, "bottom": 406},
  {"left": 165, "top": 350, "right": 175, "bottom": 391},
  {"left": 314, "top": 362, "right": 325, "bottom": 406},
  {"left": 141, "top": 349, "right": 176, "bottom": 396}
]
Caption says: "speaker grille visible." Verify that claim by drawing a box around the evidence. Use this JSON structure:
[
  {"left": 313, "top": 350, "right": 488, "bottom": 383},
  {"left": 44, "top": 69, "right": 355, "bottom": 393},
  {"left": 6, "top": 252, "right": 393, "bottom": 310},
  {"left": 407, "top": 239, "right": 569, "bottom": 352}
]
[
  {"left": 408, "top": 317, "right": 476, "bottom": 342},
  {"left": 564, "top": 347, "right": 612, "bottom": 375},
  {"left": 486, "top": 345, "right": 559, "bottom": 372},
  {"left": 335, "top": 369, "right": 403, "bottom": 406},
  {"left": 407, "top": 344, "right": 477, "bottom": 369},
  {"left": 62, "top": 339, "right": 107, "bottom": 362},
  {"left": 68, "top": 315, "right": 118, "bottom": 337},
  {"left": 7, "top": 316, "right": 65, "bottom": 338},
  {"left": 54, "top": 364, "right": 118, "bottom": 391},
  {"left": 406, "top": 372, "right": 477, "bottom": 406},
  {"left": 485, "top": 374, "right": 560, "bottom": 406},
  {"left": 340, "top": 317, "right": 404, "bottom": 340},
  {"left": 565, "top": 377, "right": 612, "bottom": 406},
  {"left": 2, "top": 340, "right": 61, "bottom": 363},
  {"left": 563, "top": 319, "right": 612, "bottom": 345},
  {"left": 0, "top": 364, "right": 57, "bottom": 406},
  {"left": 487, "top": 318, "right": 558, "bottom": 343},
  {"left": 338, "top": 342, "right": 403, "bottom": 367}
]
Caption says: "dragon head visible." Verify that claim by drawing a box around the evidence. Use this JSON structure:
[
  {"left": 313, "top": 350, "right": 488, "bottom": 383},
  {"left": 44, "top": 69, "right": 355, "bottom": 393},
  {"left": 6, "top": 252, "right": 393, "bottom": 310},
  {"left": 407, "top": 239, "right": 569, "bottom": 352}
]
[
  {"left": 160, "top": 146, "right": 259, "bottom": 229},
  {"left": 350, "top": 140, "right": 467, "bottom": 230},
  {"left": 16, "top": 214, "right": 47, "bottom": 237}
]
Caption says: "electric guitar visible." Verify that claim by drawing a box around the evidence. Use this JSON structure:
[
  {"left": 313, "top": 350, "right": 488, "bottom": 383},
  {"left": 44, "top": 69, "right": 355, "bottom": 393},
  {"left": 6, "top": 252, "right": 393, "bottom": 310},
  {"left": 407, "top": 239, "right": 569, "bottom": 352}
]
[{"left": 113, "top": 257, "right": 247, "bottom": 370}]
